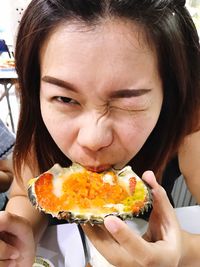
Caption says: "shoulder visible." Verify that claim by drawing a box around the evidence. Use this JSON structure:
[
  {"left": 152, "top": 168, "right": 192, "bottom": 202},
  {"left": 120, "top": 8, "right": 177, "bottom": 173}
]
[
  {"left": 9, "top": 163, "right": 36, "bottom": 198},
  {"left": 178, "top": 130, "right": 200, "bottom": 202},
  {"left": 178, "top": 131, "right": 200, "bottom": 174}
]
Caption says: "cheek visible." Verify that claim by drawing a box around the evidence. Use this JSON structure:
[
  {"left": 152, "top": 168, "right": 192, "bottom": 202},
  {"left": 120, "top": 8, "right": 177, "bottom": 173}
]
[
  {"left": 117, "top": 110, "right": 160, "bottom": 154},
  {"left": 40, "top": 103, "right": 74, "bottom": 155},
  {"left": 46, "top": 120, "right": 75, "bottom": 156}
]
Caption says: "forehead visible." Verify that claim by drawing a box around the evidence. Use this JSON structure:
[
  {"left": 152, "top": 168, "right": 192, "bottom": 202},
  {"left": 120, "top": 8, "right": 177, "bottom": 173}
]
[
  {"left": 39, "top": 18, "right": 159, "bottom": 91},
  {"left": 40, "top": 18, "right": 156, "bottom": 63}
]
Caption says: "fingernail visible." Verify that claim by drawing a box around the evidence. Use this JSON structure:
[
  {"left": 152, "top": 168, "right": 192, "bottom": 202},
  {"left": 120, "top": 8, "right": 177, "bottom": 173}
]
[{"left": 104, "top": 217, "right": 120, "bottom": 234}]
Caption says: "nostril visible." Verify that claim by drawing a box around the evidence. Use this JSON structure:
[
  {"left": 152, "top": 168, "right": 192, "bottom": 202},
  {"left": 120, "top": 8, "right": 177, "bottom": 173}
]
[{"left": 77, "top": 126, "right": 113, "bottom": 152}]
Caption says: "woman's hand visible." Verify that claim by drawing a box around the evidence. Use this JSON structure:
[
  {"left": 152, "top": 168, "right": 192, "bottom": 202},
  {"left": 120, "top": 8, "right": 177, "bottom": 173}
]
[
  {"left": 83, "top": 171, "right": 182, "bottom": 267},
  {"left": 0, "top": 211, "right": 35, "bottom": 267}
]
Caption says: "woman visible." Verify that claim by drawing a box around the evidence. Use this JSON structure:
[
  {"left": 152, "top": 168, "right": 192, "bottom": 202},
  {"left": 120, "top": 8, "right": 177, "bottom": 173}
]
[{"left": 2, "top": 0, "right": 200, "bottom": 266}]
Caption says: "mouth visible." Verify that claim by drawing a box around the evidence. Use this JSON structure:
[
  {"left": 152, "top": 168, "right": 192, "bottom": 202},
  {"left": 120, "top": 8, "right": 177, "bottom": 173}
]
[{"left": 82, "top": 164, "right": 113, "bottom": 173}]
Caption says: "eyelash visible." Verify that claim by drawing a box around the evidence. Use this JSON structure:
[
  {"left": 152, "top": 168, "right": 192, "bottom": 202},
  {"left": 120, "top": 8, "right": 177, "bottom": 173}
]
[
  {"left": 110, "top": 105, "right": 147, "bottom": 113},
  {"left": 53, "top": 97, "right": 147, "bottom": 112},
  {"left": 55, "top": 96, "right": 80, "bottom": 105}
]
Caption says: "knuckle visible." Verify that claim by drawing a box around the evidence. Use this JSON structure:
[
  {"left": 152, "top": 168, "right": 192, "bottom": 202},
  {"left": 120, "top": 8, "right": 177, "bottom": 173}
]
[
  {"left": 159, "top": 185, "right": 167, "bottom": 196},
  {"left": 0, "top": 241, "right": 9, "bottom": 259},
  {"left": 0, "top": 260, "right": 15, "bottom": 267},
  {"left": 19, "top": 216, "right": 31, "bottom": 228},
  {"left": 167, "top": 253, "right": 180, "bottom": 267},
  {"left": 0, "top": 211, "right": 12, "bottom": 223},
  {"left": 106, "top": 255, "right": 118, "bottom": 266},
  {"left": 155, "top": 185, "right": 167, "bottom": 200},
  {"left": 105, "top": 255, "right": 123, "bottom": 267},
  {"left": 142, "top": 254, "right": 157, "bottom": 267}
]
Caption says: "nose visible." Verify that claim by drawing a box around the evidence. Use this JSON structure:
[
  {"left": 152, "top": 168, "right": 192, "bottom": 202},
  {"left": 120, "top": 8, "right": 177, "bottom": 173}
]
[{"left": 77, "top": 113, "right": 113, "bottom": 152}]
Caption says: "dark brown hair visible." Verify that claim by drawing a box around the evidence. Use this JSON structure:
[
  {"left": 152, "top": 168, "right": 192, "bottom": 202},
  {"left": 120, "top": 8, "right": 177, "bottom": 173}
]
[{"left": 13, "top": 0, "right": 200, "bottom": 180}]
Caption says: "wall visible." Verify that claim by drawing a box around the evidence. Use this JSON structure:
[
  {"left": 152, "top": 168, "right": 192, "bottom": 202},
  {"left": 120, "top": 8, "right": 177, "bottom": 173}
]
[{"left": 0, "top": 0, "right": 30, "bottom": 45}]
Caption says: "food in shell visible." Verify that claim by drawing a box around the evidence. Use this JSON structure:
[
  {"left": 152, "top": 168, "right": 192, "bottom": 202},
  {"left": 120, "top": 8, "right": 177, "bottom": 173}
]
[{"left": 28, "top": 163, "right": 152, "bottom": 224}]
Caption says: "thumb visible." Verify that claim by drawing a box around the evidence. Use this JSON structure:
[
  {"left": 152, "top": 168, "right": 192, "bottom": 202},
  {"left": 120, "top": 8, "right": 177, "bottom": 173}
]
[{"left": 0, "top": 239, "right": 20, "bottom": 260}]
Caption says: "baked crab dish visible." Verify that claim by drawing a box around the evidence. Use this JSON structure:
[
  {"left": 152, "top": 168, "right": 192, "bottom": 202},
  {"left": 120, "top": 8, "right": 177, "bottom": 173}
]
[{"left": 28, "top": 163, "right": 152, "bottom": 224}]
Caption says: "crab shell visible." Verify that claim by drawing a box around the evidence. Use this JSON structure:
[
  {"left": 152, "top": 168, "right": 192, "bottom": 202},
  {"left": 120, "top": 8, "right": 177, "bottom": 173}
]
[{"left": 28, "top": 163, "right": 152, "bottom": 224}]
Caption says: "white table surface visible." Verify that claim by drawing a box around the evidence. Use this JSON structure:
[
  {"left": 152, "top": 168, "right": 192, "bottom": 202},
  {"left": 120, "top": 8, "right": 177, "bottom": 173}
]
[
  {"left": 36, "top": 205, "right": 200, "bottom": 267},
  {"left": 0, "top": 69, "right": 17, "bottom": 79}
]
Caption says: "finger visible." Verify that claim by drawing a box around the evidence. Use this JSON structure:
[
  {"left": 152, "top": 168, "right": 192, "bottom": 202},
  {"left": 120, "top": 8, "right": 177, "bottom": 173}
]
[
  {"left": 141, "top": 170, "right": 159, "bottom": 189},
  {"left": 0, "top": 260, "right": 16, "bottom": 267},
  {"left": 83, "top": 223, "right": 118, "bottom": 247},
  {"left": 105, "top": 216, "right": 181, "bottom": 267},
  {"left": 0, "top": 232, "right": 19, "bottom": 261},
  {"left": 142, "top": 171, "right": 176, "bottom": 219},
  {"left": 0, "top": 211, "right": 32, "bottom": 242},
  {"left": 142, "top": 171, "right": 180, "bottom": 240},
  {"left": 104, "top": 216, "right": 149, "bottom": 259},
  {"left": 83, "top": 224, "right": 135, "bottom": 266},
  {"left": 0, "top": 239, "right": 19, "bottom": 260},
  {"left": 0, "top": 212, "right": 35, "bottom": 266}
]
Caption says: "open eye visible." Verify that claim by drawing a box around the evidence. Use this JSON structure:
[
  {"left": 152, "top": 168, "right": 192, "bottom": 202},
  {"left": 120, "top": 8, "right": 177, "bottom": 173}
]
[{"left": 56, "top": 96, "right": 80, "bottom": 105}]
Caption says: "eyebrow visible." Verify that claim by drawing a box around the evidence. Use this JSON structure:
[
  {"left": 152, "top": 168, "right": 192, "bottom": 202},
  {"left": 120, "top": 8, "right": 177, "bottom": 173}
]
[
  {"left": 42, "top": 75, "right": 151, "bottom": 97},
  {"left": 42, "top": 76, "right": 78, "bottom": 92},
  {"left": 110, "top": 88, "right": 151, "bottom": 98}
]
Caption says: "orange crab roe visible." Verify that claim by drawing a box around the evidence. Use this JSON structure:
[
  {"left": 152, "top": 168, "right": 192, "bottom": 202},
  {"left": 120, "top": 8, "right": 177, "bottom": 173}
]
[{"left": 35, "top": 171, "right": 129, "bottom": 213}]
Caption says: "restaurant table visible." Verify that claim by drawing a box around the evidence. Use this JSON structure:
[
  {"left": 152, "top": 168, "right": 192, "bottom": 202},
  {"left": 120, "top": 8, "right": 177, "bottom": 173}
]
[{"left": 36, "top": 205, "right": 200, "bottom": 267}]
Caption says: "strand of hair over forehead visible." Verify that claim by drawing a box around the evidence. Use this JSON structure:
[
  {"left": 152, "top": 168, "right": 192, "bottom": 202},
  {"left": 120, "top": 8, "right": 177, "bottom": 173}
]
[
  {"left": 154, "top": 0, "right": 186, "bottom": 7},
  {"left": 44, "top": 0, "right": 187, "bottom": 21},
  {"left": 123, "top": 0, "right": 186, "bottom": 8},
  {"left": 44, "top": 0, "right": 187, "bottom": 19},
  {"left": 46, "top": 0, "right": 186, "bottom": 8},
  {"left": 113, "top": 0, "right": 185, "bottom": 4}
]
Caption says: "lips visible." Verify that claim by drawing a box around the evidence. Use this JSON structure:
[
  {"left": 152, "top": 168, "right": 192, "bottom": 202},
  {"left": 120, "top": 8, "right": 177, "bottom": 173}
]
[{"left": 82, "top": 164, "right": 112, "bottom": 173}]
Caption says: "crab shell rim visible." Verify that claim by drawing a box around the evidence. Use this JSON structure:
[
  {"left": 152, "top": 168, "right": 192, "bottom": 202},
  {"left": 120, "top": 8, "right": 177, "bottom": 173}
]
[{"left": 28, "top": 169, "right": 152, "bottom": 225}]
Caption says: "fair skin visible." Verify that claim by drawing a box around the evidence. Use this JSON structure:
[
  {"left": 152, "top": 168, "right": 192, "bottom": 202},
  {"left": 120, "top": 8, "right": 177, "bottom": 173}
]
[
  {"left": 2, "top": 163, "right": 48, "bottom": 266},
  {"left": 0, "top": 157, "right": 13, "bottom": 193},
  {"left": 178, "top": 130, "right": 200, "bottom": 203},
  {"left": 40, "top": 20, "right": 163, "bottom": 171},
  {"left": 1, "top": 19, "right": 199, "bottom": 266}
]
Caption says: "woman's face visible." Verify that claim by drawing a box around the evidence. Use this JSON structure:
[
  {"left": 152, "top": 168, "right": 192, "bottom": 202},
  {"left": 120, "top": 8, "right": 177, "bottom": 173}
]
[{"left": 40, "top": 19, "right": 163, "bottom": 171}]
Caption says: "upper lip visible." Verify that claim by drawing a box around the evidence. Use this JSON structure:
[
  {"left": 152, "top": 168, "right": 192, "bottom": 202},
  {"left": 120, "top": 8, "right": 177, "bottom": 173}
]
[{"left": 83, "top": 165, "right": 112, "bottom": 172}]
